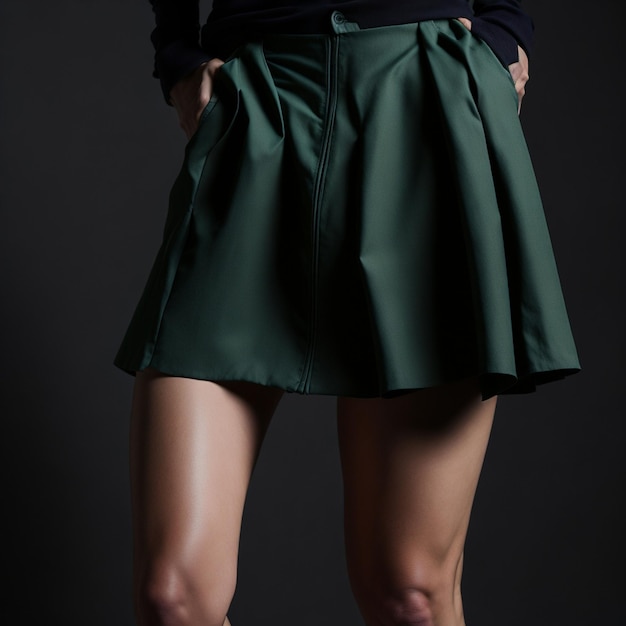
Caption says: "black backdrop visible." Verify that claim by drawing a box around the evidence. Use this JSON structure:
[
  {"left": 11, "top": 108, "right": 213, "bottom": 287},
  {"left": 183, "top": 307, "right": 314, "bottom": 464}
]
[{"left": 1, "top": 1, "right": 624, "bottom": 624}]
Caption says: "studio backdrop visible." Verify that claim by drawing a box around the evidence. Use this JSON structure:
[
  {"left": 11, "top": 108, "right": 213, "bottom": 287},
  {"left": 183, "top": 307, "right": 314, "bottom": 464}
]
[{"left": 1, "top": 1, "right": 624, "bottom": 625}]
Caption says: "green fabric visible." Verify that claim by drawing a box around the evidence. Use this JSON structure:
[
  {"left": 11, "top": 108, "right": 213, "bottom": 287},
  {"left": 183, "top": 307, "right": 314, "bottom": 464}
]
[{"left": 114, "top": 16, "right": 580, "bottom": 398}]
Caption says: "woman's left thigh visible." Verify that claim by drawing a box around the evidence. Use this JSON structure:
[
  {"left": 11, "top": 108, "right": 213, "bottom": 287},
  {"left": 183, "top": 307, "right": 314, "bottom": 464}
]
[{"left": 336, "top": 377, "right": 496, "bottom": 622}]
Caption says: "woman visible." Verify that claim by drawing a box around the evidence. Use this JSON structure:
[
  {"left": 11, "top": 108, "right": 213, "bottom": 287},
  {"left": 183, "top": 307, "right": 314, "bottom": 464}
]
[{"left": 115, "top": 1, "right": 581, "bottom": 624}]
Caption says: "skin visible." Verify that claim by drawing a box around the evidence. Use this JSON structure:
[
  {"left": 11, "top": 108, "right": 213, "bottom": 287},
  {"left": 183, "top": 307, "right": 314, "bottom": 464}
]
[
  {"left": 130, "top": 370, "right": 284, "bottom": 626},
  {"left": 457, "top": 17, "right": 530, "bottom": 114},
  {"left": 169, "top": 57, "right": 226, "bottom": 140},
  {"left": 337, "top": 379, "right": 497, "bottom": 625},
  {"left": 131, "top": 371, "right": 496, "bottom": 626}
]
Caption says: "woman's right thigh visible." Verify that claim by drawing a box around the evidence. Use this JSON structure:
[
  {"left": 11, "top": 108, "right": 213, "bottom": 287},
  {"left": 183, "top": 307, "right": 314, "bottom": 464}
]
[{"left": 129, "top": 367, "right": 284, "bottom": 626}]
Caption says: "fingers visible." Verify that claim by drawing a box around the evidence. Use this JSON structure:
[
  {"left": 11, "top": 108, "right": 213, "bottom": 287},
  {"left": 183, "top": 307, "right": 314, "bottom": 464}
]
[
  {"left": 457, "top": 19, "right": 528, "bottom": 116},
  {"left": 170, "top": 58, "right": 226, "bottom": 140},
  {"left": 508, "top": 46, "right": 530, "bottom": 115},
  {"left": 198, "top": 58, "right": 226, "bottom": 110}
]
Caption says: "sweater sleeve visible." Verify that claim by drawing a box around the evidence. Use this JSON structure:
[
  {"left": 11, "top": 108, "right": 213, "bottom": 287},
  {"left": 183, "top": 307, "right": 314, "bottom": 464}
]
[
  {"left": 149, "top": 0, "right": 216, "bottom": 104},
  {"left": 470, "top": 0, "right": 534, "bottom": 66}
]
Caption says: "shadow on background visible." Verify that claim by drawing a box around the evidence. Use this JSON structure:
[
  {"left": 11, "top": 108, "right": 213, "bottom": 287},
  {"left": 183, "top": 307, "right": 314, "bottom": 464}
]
[{"left": 1, "top": 1, "right": 623, "bottom": 624}]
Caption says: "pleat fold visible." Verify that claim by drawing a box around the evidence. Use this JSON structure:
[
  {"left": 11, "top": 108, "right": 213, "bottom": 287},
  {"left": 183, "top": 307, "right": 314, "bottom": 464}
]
[{"left": 114, "top": 20, "right": 580, "bottom": 398}]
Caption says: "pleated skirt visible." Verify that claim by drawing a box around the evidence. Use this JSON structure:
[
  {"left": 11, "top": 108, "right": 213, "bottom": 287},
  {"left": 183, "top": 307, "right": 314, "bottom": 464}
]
[{"left": 114, "top": 13, "right": 581, "bottom": 399}]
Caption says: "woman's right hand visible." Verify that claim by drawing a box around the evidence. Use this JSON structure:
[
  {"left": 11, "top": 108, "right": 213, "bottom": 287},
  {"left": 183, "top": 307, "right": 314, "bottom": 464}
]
[{"left": 169, "top": 58, "right": 225, "bottom": 140}]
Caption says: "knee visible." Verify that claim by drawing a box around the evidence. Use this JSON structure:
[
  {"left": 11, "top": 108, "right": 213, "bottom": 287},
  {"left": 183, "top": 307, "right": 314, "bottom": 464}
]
[
  {"left": 137, "top": 559, "right": 235, "bottom": 626},
  {"left": 349, "top": 561, "right": 458, "bottom": 626},
  {"left": 376, "top": 588, "right": 434, "bottom": 626}
]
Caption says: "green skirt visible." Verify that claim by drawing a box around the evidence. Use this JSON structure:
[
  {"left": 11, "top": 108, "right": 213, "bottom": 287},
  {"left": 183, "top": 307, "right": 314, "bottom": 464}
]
[{"left": 114, "top": 13, "right": 581, "bottom": 399}]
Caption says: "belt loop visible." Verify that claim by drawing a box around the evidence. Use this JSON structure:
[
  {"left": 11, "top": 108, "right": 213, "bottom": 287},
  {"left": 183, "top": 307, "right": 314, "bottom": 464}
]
[{"left": 330, "top": 10, "right": 360, "bottom": 34}]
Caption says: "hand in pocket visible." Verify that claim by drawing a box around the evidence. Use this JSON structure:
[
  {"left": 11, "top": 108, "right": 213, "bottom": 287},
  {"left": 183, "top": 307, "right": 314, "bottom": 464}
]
[
  {"left": 457, "top": 18, "right": 529, "bottom": 115},
  {"left": 508, "top": 46, "right": 530, "bottom": 114},
  {"left": 170, "top": 58, "right": 226, "bottom": 140}
]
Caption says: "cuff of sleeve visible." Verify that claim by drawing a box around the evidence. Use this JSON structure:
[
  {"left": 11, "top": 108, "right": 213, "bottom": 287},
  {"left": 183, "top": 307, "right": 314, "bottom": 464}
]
[
  {"left": 470, "top": 18, "right": 524, "bottom": 66},
  {"left": 153, "top": 40, "right": 215, "bottom": 105}
]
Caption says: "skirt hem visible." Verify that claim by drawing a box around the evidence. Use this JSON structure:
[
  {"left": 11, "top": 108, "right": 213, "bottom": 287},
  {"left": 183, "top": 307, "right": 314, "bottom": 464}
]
[{"left": 113, "top": 356, "right": 581, "bottom": 401}]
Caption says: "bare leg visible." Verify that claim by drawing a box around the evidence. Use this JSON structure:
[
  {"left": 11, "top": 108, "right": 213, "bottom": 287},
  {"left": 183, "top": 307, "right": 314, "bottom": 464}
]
[
  {"left": 129, "top": 368, "right": 284, "bottom": 626},
  {"left": 336, "top": 377, "right": 496, "bottom": 626}
]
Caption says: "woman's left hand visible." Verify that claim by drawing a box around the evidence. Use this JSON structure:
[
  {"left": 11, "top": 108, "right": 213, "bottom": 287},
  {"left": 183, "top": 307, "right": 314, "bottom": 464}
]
[
  {"left": 457, "top": 18, "right": 529, "bottom": 115},
  {"left": 508, "top": 46, "right": 529, "bottom": 115}
]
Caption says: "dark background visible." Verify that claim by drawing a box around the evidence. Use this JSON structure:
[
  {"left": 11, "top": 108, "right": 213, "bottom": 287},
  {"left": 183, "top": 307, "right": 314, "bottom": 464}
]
[{"left": 1, "top": 1, "right": 624, "bottom": 624}]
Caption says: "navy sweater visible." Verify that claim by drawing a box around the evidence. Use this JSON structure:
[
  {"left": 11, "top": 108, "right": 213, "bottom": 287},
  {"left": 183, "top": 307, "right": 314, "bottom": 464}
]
[{"left": 149, "top": 1, "right": 534, "bottom": 103}]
